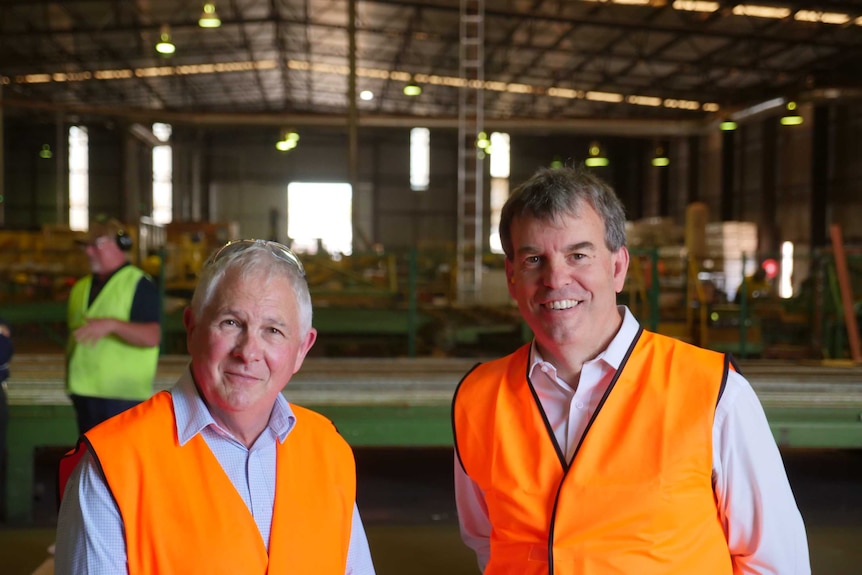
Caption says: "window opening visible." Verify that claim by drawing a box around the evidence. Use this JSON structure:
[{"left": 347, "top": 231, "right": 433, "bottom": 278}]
[{"left": 287, "top": 182, "right": 353, "bottom": 256}]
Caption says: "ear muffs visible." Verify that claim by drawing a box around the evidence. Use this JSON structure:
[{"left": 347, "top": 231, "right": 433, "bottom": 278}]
[
  {"left": 116, "top": 230, "right": 133, "bottom": 251},
  {"left": 94, "top": 214, "right": 133, "bottom": 251}
]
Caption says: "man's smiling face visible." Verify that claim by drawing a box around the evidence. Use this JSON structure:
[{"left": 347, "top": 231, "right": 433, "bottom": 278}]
[{"left": 505, "top": 201, "right": 629, "bottom": 360}]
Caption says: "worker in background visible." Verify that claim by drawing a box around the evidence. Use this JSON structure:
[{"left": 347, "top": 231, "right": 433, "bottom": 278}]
[
  {"left": 452, "top": 166, "right": 810, "bottom": 574},
  {"left": 67, "top": 215, "right": 161, "bottom": 434},
  {"left": 56, "top": 239, "right": 376, "bottom": 574},
  {"left": 0, "top": 316, "right": 12, "bottom": 520},
  {"left": 734, "top": 266, "right": 774, "bottom": 303}
]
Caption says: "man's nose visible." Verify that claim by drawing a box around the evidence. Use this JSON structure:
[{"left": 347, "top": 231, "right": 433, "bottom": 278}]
[
  {"left": 543, "top": 259, "right": 572, "bottom": 290},
  {"left": 233, "top": 330, "right": 262, "bottom": 362}
]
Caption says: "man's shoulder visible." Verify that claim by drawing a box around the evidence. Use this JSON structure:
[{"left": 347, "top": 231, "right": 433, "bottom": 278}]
[
  {"left": 457, "top": 344, "right": 530, "bottom": 395},
  {"left": 638, "top": 329, "right": 728, "bottom": 373},
  {"left": 284, "top": 402, "right": 355, "bottom": 460},
  {"left": 288, "top": 403, "right": 343, "bottom": 436},
  {"left": 88, "top": 392, "right": 173, "bottom": 439},
  {"left": 474, "top": 344, "right": 530, "bottom": 372}
]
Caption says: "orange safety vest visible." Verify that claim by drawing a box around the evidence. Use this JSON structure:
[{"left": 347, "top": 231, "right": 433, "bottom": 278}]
[
  {"left": 82, "top": 391, "right": 355, "bottom": 575},
  {"left": 453, "top": 329, "right": 735, "bottom": 575}
]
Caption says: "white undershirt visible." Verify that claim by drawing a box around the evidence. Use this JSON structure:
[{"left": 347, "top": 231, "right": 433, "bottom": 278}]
[{"left": 454, "top": 306, "right": 810, "bottom": 574}]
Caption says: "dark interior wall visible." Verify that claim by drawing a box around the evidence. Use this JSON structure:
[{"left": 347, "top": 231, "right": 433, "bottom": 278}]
[
  {"left": 508, "top": 132, "right": 648, "bottom": 221},
  {"left": 698, "top": 131, "right": 723, "bottom": 223},
  {"left": 4, "top": 102, "right": 862, "bottom": 254},
  {"left": 2, "top": 116, "right": 155, "bottom": 229},
  {"left": 198, "top": 125, "right": 462, "bottom": 251},
  {"left": 737, "top": 122, "right": 765, "bottom": 223},
  {"left": 776, "top": 106, "right": 814, "bottom": 249},
  {"left": 831, "top": 104, "right": 862, "bottom": 244},
  {"left": 3, "top": 118, "right": 59, "bottom": 228},
  {"left": 87, "top": 123, "right": 153, "bottom": 222}
]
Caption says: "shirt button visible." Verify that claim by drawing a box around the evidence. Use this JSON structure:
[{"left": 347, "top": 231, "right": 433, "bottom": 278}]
[
  {"left": 541, "top": 365, "right": 549, "bottom": 373},
  {"left": 576, "top": 401, "right": 584, "bottom": 409}
]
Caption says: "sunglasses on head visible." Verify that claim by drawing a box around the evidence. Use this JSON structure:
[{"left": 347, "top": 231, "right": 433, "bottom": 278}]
[{"left": 207, "top": 239, "right": 306, "bottom": 277}]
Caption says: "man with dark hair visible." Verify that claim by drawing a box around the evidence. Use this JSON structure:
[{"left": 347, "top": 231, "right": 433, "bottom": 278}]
[{"left": 452, "top": 166, "right": 809, "bottom": 574}]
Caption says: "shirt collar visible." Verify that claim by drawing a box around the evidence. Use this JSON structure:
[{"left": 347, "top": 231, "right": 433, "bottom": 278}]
[
  {"left": 529, "top": 305, "right": 641, "bottom": 374},
  {"left": 172, "top": 367, "right": 296, "bottom": 446}
]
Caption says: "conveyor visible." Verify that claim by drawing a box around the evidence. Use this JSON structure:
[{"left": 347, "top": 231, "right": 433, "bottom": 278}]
[{"left": 6, "top": 354, "right": 862, "bottom": 525}]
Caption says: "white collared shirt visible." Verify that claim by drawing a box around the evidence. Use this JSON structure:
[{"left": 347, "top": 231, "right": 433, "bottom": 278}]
[{"left": 455, "top": 306, "right": 810, "bottom": 574}]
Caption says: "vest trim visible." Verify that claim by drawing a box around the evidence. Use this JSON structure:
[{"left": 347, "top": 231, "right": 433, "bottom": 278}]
[{"left": 545, "top": 325, "right": 643, "bottom": 574}]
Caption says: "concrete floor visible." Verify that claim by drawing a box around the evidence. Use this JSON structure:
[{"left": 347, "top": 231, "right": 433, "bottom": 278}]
[{"left": 3, "top": 446, "right": 861, "bottom": 574}]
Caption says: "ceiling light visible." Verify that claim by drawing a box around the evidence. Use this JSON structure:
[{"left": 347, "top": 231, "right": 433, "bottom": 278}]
[
  {"left": 198, "top": 3, "right": 222, "bottom": 28},
  {"left": 780, "top": 101, "right": 804, "bottom": 126},
  {"left": 359, "top": 90, "right": 374, "bottom": 101},
  {"left": 732, "top": 4, "right": 791, "bottom": 19},
  {"left": 475, "top": 132, "right": 491, "bottom": 150},
  {"left": 585, "top": 142, "right": 609, "bottom": 168},
  {"left": 403, "top": 79, "right": 422, "bottom": 97},
  {"left": 651, "top": 147, "right": 670, "bottom": 167},
  {"left": 155, "top": 25, "right": 176, "bottom": 55},
  {"left": 720, "top": 120, "right": 738, "bottom": 131},
  {"left": 276, "top": 129, "right": 300, "bottom": 152},
  {"left": 795, "top": 10, "right": 849, "bottom": 25},
  {"left": 672, "top": 0, "right": 719, "bottom": 12}
]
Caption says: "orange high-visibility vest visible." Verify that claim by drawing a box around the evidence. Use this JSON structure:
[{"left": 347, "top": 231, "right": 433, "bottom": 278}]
[
  {"left": 453, "top": 329, "right": 734, "bottom": 575},
  {"left": 84, "top": 391, "right": 355, "bottom": 575}
]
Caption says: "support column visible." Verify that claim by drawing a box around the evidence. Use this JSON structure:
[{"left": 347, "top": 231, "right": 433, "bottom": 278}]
[
  {"left": 720, "top": 128, "right": 735, "bottom": 221},
  {"left": 760, "top": 119, "right": 778, "bottom": 254},
  {"left": 687, "top": 135, "right": 700, "bottom": 204},
  {"left": 810, "top": 105, "right": 829, "bottom": 250}
]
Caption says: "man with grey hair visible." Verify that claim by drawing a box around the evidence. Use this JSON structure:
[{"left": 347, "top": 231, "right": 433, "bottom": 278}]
[
  {"left": 452, "top": 166, "right": 809, "bottom": 574},
  {"left": 57, "top": 239, "right": 376, "bottom": 574}
]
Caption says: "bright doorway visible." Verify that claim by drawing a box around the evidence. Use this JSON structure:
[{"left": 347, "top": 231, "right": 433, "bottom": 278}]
[{"left": 287, "top": 182, "right": 353, "bottom": 255}]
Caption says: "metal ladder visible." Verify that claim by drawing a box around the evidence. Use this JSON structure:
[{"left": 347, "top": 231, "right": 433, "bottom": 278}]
[{"left": 455, "top": 0, "right": 485, "bottom": 305}]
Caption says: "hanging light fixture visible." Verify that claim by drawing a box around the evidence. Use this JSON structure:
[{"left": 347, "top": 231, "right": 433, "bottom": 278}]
[
  {"left": 651, "top": 146, "right": 670, "bottom": 167},
  {"left": 475, "top": 131, "right": 491, "bottom": 159},
  {"left": 155, "top": 25, "right": 176, "bottom": 55},
  {"left": 403, "top": 78, "right": 422, "bottom": 97},
  {"left": 584, "top": 142, "right": 609, "bottom": 167},
  {"left": 720, "top": 120, "right": 738, "bottom": 131},
  {"left": 198, "top": 2, "right": 222, "bottom": 28},
  {"left": 275, "top": 129, "right": 300, "bottom": 152},
  {"left": 780, "top": 101, "right": 804, "bottom": 126}
]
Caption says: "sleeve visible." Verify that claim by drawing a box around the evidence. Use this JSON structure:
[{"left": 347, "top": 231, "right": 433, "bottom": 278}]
[
  {"left": 55, "top": 450, "right": 128, "bottom": 574},
  {"left": 345, "top": 502, "right": 376, "bottom": 575},
  {"left": 713, "top": 370, "right": 811, "bottom": 574},
  {"left": 454, "top": 451, "right": 491, "bottom": 572},
  {"left": 130, "top": 274, "right": 161, "bottom": 323},
  {"left": 0, "top": 327, "right": 12, "bottom": 366}
]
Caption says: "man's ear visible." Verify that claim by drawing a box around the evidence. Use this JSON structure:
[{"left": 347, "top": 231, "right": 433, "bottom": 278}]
[
  {"left": 505, "top": 259, "right": 517, "bottom": 296},
  {"left": 292, "top": 328, "right": 318, "bottom": 374},
  {"left": 613, "top": 246, "right": 630, "bottom": 294}
]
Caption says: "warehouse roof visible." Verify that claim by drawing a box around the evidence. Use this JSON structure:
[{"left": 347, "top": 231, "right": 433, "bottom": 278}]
[{"left": 2, "top": 0, "right": 861, "bottom": 134}]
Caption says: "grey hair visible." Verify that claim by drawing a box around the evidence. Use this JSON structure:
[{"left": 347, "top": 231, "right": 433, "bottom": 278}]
[
  {"left": 499, "top": 165, "right": 627, "bottom": 259},
  {"left": 190, "top": 244, "right": 313, "bottom": 336}
]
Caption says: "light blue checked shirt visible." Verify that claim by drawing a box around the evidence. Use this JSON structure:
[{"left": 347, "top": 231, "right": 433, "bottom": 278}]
[{"left": 56, "top": 369, "right": 376, "bottom": 575}]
